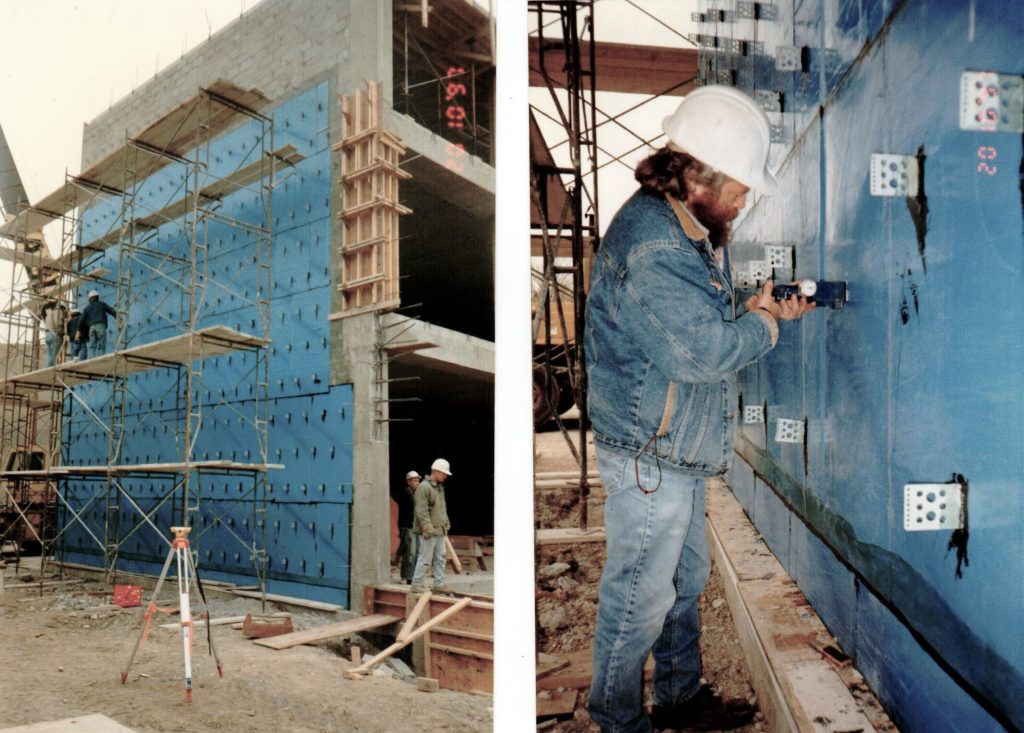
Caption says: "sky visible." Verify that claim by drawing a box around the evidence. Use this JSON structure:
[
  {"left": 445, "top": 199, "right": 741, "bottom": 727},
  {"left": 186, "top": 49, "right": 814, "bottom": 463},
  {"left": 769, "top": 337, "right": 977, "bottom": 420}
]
[
  {"left": 1, "top": 0, "right": 268, "bottom": 211},
  {"left": 0, "top": 0, "right": 695, "bottom": 235}
]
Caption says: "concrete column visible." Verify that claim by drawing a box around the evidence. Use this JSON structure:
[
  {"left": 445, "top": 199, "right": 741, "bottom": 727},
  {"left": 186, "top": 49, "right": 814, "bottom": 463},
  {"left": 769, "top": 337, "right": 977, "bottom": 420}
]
[
  {"left": 335, "top": 313, "right": 390, "bottom": 611},
  {"left": 348, "top": 0, "right": 393, "bottom": 104}
]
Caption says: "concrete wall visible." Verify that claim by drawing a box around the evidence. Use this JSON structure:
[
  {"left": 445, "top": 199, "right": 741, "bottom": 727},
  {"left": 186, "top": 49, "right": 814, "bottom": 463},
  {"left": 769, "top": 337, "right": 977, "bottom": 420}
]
[
  {"left": 73, "top": 0, "right": 493, "bottom": 612},
  {"left": 705, "top": 0, "right": 1024, "bottom": 729},
  {"left": 82, "top": 0, "right": 356, "bottom": 167}
]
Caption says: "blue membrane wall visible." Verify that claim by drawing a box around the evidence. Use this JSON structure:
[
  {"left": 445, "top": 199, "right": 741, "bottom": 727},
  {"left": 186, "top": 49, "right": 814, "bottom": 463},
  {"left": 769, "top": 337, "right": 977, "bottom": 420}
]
[
  {"left": 704, "top": 0, "right": 1024, "bottom": 730},
  {"left": 61, "top": 82, "right": 354, "bottom": 606}
]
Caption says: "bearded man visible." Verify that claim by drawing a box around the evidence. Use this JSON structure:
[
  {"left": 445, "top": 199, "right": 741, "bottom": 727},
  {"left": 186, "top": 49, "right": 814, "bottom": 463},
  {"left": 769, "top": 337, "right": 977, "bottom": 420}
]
[{"left": 584, "top": 86, "right": 815, "bottom": 733}]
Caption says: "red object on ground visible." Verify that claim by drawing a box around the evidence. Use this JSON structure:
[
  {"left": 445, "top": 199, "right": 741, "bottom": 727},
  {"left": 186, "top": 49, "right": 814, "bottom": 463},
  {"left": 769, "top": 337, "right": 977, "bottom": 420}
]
[{"left": 113, "top": 584, "right": 142, "bottom": 608}]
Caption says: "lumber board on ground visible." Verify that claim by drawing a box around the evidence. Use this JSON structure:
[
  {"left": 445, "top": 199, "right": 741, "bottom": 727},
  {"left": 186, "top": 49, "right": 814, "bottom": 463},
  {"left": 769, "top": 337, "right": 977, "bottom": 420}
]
[
  {"left": 159, "top": 615, "right": 246, "bottom": 630},
  {"left": 536, "top": 652, "right": 570, "bottom": 680},
  {"left": 535, "top": 650, "right": 653, "bottom": 691},
  {"left": 3, "top": 578, "right": 86, "bottom": 590},
  {"left": 253, "top": 613, "right": 399, "bottom": 649},
  {"left": 228, "top": 589, "right": 341, "bottom": 612},
  {"left": 535, "top": 527, "right": 606, "bottom": 545},
  {"left": 536, "top": 688, "right": 577, "bottom": 718},
  {"left": 534, "top": 470, "right": 601, "bottom": 480}
]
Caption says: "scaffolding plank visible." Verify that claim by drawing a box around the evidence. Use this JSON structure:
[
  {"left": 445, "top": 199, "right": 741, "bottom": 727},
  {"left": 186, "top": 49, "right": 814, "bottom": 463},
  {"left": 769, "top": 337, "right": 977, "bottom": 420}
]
[
  {"left": 0, "top": 325, "right": 268, "bottom": 394},
  {"left": 0, "top": 240, "right": 57, "bottom": 267},
  {"left": 0, "top": 80, "right": 272, "bottom": 244},
  {"left": 0, "top": 269, "right": 110, "bottom": 316},
  {"left": 77, "top": 145, "right": 303, "bottom": 253}
]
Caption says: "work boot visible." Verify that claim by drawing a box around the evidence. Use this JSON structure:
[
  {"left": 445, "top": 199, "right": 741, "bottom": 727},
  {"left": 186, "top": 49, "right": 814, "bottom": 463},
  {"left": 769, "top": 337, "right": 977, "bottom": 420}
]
[
  {"left": 432, "top": 585, "right": 455, "bottom": 594},
  {"left": 650, "top": 685, "right": 756, "bottom": 732},
  {"left": 410, "top": 583, "right": 428, "bottom": 593}
]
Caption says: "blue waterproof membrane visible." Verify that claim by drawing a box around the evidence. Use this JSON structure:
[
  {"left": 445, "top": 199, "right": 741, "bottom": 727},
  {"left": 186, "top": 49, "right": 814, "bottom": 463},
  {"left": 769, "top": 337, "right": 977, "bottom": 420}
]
[
  {"left": 60, "top": 82, "right": 354, "bottom": 606},
  {"left": 704, "top": 0, "right": 1024, "bottom": 729}
]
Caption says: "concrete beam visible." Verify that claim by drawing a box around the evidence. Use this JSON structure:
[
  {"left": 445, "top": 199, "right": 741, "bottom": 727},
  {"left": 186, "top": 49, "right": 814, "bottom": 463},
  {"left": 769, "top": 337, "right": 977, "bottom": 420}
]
[
  {"left": 380, "top": 313, "right": 494, "bottom": 380},
  {"left": 388, "top": 110, "right": 495, "bottom": 218}
]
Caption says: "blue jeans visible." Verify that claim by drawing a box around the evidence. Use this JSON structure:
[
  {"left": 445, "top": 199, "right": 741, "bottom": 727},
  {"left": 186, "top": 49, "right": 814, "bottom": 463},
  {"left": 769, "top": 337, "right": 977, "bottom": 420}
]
[
  {"left": 87, "top": 323, "right": 107, "bottom": 358},
  {"left": 411, "top": 533, "right": 446, "bottom": 587},
  {"left": 588, "top": 449, "right": 712, "bottom": 733},
  {"left": 45, "top": 331, "right": 60, "bottom": 366}
]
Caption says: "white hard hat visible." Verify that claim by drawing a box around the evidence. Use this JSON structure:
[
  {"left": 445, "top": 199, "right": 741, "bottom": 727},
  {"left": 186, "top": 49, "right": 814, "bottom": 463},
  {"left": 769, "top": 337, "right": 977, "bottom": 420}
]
[
  {"left": 430, "top": 458, "right": 452, "bottom": 476},
  {"left": 88, "top": 290, "right": 99, "bottom": 298},
  {"left": 661, "top": 86, "right": 779, "bottom": 194},
  {"left": 405, "top": 470, "right": 420, "bottom": 481}
]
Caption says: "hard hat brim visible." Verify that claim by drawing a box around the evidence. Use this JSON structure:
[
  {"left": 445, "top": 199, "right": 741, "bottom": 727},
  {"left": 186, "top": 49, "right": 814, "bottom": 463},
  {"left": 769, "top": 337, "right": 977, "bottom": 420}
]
[{"left": 662, "top": 113, "right": 780, "bottom": 195}]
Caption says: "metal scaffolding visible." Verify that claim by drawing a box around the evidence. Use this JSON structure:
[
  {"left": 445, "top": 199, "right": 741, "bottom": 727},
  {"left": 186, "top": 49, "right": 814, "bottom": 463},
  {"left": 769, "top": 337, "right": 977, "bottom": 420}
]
[
  {"left": 529, "top": 0, "right": 600, "bottom": 528},
  {"left": 0, "top": 81, "right": 285, "bottom": 596}
]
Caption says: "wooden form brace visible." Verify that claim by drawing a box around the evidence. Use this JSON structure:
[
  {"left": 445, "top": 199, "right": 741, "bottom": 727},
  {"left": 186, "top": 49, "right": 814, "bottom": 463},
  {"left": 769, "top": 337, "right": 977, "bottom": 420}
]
[
  {"left": 363, "top": 585, "right": 494, "bottom": 694},
  {"left": 333, "top": 81, "right": 411, "bottom": 318}
]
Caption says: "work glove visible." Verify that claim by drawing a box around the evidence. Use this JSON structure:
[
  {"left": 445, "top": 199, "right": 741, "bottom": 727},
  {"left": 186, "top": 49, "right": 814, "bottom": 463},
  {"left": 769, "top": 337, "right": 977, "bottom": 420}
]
[{"left": 421, "top": 523, "right": 434, "bottom": 538}]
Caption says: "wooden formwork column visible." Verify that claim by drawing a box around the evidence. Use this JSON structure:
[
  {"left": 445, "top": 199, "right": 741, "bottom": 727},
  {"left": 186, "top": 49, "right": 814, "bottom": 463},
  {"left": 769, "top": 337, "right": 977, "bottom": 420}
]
[{"left": 333, "top": 81, "right": 412, "bottom": 318}]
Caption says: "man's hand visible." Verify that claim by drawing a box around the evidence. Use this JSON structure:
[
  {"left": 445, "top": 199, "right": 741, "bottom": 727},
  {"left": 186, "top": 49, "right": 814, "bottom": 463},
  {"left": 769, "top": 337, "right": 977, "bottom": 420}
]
[
  {"left": 747, "top": 280, "right": 816, "bottom": 321},
  {"left": 422, "top": 523, "right": 434, "bottom": 539}
]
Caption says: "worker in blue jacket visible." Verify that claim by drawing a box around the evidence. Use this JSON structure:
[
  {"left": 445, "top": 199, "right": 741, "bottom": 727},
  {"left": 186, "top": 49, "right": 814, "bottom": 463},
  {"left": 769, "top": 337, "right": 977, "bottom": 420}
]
[
  {"left": 585, "top": 87, "right": 815, "bottom": 733},
  {"left": 81, "top": 290, "right": 117, "bottom": 359}
]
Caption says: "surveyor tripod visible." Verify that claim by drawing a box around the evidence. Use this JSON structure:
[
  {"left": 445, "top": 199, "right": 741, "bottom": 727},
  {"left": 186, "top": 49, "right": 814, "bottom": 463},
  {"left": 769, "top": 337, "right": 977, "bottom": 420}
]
[{"left": 120, "top": 526, "right": 223, "bottom": 701}]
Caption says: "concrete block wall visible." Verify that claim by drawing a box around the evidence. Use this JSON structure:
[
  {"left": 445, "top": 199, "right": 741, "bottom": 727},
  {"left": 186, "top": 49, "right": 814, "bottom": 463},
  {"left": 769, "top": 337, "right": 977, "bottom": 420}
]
[{"left": 81, "top": 0, "right": 352, "bottom": 167}]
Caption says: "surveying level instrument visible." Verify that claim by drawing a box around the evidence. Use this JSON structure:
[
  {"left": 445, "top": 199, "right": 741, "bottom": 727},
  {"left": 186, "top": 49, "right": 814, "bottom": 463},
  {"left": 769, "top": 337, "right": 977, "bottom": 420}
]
[{"left": 120, "top": 526, "right": 223, "bottom": 702}]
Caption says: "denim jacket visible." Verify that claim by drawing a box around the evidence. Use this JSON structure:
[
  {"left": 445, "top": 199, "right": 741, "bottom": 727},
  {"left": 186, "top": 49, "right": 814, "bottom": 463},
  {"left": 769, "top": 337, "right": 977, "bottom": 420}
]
[{"left": 584, "top": 190, "right": 777, "bottom": 476}]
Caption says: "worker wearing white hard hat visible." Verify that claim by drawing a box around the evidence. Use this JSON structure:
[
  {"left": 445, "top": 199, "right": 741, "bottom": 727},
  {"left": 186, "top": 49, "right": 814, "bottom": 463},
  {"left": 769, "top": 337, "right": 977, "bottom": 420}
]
[
  {"left": 584, "top": 86, "right": 815, "bottom": 733},
  {"left": 410, "top": 458, "right": 453, "bottom": 593},
  {"left": 391, "top": 470, "right": 422, "bottom": 583},
  {"left": 80, "top": 289, "right": 117, "bottom": 360},
  {"left": 429, "top": 458, "right": 452, "bottom": 476},
  {"left": 660, "top": 85, "right": 780, "bottom": 194}
]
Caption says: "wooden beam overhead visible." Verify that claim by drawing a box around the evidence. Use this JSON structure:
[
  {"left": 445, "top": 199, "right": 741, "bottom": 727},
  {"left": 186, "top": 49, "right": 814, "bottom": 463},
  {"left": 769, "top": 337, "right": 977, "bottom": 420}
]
[
  {"left": 395, "top": 0, "right": 493, "bottom": 71},
  {"left": 529, "top": 39, "right": 698, "bottom": 97}
]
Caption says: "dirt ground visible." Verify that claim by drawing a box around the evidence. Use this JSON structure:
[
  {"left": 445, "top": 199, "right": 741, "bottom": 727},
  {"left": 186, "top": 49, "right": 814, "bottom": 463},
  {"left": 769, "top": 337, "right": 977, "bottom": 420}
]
[
  {"left": 0, "top": 572, "right": 492, "bottom": 733},
  {"left": 534, "top": 423, "right": 764, "bottom": 733}
]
